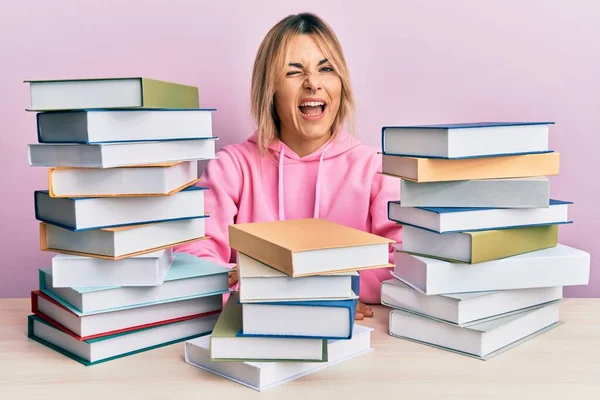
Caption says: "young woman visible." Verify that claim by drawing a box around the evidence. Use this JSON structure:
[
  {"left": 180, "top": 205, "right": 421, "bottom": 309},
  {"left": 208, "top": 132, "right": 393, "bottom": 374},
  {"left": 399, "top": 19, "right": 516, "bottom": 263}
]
[{"left": 175, "top": 12, "right": 402, "bottom": 320}]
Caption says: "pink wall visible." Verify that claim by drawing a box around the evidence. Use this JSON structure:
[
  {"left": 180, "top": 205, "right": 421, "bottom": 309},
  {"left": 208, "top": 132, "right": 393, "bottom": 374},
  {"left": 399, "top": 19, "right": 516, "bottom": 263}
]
[{"left": 1, "top": 0, "right": 598, "bottom": 297}]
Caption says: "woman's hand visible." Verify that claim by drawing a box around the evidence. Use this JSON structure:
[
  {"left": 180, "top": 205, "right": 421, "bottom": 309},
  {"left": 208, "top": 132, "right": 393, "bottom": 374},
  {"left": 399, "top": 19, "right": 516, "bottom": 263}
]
[
  {"left": 355, "top": 300, "right": 374, "bottom": 320},
  {"left": 228, "top": 265, "right": 239, "bottom": 287}
]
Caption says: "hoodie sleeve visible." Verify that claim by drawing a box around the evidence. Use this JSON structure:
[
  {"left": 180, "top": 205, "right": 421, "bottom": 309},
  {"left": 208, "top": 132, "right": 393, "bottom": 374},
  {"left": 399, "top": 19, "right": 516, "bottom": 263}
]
[
  {"left": 173, "top": 148, "right": 241, "bottom": 270},
  {"left": 359, "top": 154, "right": 403, "bottom": 304}
]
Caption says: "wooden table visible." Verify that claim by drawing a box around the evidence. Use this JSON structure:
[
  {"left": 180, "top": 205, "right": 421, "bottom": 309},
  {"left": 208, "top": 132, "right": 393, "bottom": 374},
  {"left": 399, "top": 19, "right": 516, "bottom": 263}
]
[{"left": 1, "top": 298, "right": 599, "bottom": 399}]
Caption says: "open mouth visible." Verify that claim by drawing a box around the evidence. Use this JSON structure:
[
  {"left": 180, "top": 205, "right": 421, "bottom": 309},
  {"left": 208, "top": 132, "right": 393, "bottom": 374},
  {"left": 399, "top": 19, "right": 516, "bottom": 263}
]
[{"left": 298, "top": 100, "right": 326, "bottom": 118}]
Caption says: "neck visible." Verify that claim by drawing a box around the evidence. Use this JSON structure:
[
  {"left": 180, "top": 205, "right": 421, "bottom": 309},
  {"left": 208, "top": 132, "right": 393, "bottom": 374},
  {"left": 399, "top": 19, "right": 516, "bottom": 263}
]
[{"left": 279, "top": 129, "right": 331, "bottom": 158}]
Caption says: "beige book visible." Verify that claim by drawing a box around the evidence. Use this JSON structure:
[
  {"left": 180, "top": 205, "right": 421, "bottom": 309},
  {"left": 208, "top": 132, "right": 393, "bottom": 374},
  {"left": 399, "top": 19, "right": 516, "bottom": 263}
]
[
  {"left": 382, "top": 152, "right": 560, "bottom": 182},
  {"left": 228, "top": 218, "right": 394, "bottom": 277}
]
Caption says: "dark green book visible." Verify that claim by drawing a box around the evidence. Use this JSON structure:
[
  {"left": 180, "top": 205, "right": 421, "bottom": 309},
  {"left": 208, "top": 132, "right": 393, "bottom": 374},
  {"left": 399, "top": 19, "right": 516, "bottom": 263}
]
[
  {"left": 25, "top": 77, "right": 199, "bottom": 110},
  {"left": 210, "top": 292, "right": 328, "bottom": 362}
]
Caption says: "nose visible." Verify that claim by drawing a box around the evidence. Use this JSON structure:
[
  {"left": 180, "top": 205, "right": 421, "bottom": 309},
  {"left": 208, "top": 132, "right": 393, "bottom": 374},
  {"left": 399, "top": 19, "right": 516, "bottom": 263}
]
[{"left": 303, "top": 73, "right": 322, "bottom": 93}]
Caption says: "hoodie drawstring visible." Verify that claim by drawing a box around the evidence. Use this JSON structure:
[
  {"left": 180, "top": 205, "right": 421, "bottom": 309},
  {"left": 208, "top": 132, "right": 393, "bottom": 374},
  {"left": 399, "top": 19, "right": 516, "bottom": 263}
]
[
  {"left": 278, "top": 143, "right": 329, "bottom": 221},
  {"left": 278, "top": 146, "right": 286, "bottom": 221}
]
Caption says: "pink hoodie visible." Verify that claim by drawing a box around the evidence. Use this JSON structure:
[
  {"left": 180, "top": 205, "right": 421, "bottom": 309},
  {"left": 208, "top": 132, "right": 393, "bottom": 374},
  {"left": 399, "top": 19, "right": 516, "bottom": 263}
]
[{"left": 175, "top": 131, "right": 402, "bottom": 304}]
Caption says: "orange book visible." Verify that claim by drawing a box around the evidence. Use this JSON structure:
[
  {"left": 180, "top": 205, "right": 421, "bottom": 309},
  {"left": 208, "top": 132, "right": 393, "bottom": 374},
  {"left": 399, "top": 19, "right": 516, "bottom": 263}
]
[
  {"left": 228, "top": 218, "right": 394, "bottom": 277},
  {"left": 382, "top": 152, "right": 560, "bottom": 183}
]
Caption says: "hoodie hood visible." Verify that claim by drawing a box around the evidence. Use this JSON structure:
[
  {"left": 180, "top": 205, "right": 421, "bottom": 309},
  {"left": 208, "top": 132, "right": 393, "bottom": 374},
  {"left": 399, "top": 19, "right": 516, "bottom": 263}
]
[{"left": 247, "top": 130, "right": 361, "bottom": 220}]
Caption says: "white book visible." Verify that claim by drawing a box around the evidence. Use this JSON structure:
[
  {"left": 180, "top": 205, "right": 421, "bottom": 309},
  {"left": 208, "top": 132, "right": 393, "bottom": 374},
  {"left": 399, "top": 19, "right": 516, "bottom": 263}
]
[
  {"left": 184, "top": 324, "right": 373, "bottom": 391},
  {"left": 40, "top": 252, "right": 230, "bottom": 313},
  {"left": 388, "top": 199, "right": 570, "bottom": 233},
  {"left": 36, "top": 186, "right": 206, "bottom": 231},
  {"left": 382, "top": 122, "right": 551, "bottom": 158},
  {"left": 51, "top": 249, "right": 174, "bottom": 287},
  {"left": 28, "top": 138, "right": 217, "bottom": 168},
  {"left": 389, "top": 302, "right": 561, "bottom": 360},
  {"left": 241, "top": 298, "right": 357, "bottom": 339},
  {"left": 209, "top": 292, "right": 326, "bottom": 362},
  {"left": 381, "top": 278, "right": 563, "bottom": 326},
  {"left": 36, "top": 109, "right": 214, "bottom": 143},
  {"left": 41, "top": 217, "right": 206, "bottom": 259},
  {"left": 392, "top": 244, "right": 590, "bottom": 295},
  {"left": 399, "top": 177, "right": 550, "bottom": 208},
  {"left": 400, "top": 224, "right": 558, "bottom": 263},
  {"left": 29, "top": 313, "right": 218, "bottom": 365},
  {"left": 25, "top": 77, "right": 198, "bottom": 110},
  {"left": 238, "top": 253, "right": 358, "bottom": 303},
  {"left": 49, "top": 161, "right": 198, "bottom": 197},
  {"left": 35, "top": 291, "right": 222, "bottom": 338}
]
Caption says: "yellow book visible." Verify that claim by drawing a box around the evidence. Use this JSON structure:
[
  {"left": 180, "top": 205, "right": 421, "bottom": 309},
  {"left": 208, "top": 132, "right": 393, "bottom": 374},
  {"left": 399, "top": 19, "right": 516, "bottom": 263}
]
[
  {"left": 401, "top": 224, "right": 559, "bottom": 263},
  {"left": 382, "top": 152, "right": 560, "bottom": 182}
]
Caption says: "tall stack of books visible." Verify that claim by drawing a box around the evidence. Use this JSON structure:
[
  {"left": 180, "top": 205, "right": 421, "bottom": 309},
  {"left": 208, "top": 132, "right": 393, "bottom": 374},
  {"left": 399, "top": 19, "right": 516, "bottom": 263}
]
[
  {"left": 184, "top": 218, "right": 392, "bottom": 391},
  {"left": 379, "top": 122, "right": 591, "bottom": 360},
  {"left": 24, "top": 77, "right": 231, "bottom": 365}
]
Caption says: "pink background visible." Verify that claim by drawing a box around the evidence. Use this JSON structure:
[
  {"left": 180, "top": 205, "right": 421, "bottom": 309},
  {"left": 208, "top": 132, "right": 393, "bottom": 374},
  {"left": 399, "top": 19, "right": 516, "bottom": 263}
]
[{"left": 0, "top": 0, "right": 598, "bottom": 298}]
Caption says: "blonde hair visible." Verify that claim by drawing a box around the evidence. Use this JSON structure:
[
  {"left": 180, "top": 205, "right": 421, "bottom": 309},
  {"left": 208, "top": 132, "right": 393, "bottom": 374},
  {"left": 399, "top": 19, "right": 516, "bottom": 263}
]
[{"left": 250, "top": 13, "right": 355, "bottom": 155}]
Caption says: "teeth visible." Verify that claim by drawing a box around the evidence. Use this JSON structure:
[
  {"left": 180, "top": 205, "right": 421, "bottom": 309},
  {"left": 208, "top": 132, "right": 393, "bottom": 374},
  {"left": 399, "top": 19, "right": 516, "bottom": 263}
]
[{"left": 299, "top": 101, "right": 325, "bottom": 107}]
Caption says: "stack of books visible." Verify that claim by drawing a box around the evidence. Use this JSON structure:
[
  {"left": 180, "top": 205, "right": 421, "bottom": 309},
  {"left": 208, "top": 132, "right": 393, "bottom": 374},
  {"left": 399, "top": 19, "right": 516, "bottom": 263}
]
[
  {"left": 24, "top": 77, "right": 231, "bottom": 365},
  {"left": 184, "top": 218, "right": 393, "bottom": 391},
  {"left": 379, "top": 122, "right": 591, "bottom": 360}
]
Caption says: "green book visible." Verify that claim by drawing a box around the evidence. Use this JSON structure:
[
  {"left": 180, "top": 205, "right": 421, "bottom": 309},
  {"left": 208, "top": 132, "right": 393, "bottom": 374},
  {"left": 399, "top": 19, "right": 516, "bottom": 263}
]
[
  {"left": 210, "top": 292, "right": 328, "bottom": 362},
  {"left": 25, "top": 77, "right": 199, "bottom": 111},
  {"left": 402, "top": 224, "right": 559, "bottom": 263}
]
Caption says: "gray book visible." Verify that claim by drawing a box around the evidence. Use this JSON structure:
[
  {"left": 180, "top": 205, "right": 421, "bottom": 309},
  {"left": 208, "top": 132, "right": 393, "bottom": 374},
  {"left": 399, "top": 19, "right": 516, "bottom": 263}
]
[{"left": 400, "top": 177, "right": 550, "bottom": 208}]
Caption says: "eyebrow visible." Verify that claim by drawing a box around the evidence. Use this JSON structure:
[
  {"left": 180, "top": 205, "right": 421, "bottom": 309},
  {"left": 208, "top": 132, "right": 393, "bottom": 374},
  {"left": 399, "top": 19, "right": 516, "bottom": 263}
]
[{"left": 288, "top": 58, "right": 329, "bottom": 68}]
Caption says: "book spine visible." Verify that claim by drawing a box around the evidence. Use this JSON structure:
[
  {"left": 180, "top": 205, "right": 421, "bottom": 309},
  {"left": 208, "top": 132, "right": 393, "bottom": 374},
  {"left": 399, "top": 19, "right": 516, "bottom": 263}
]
[
  {"left": 141, "top": 78, "right": 200, "bottom": 109},
  {"left": 470, "top": 225, "right": 559, "bottom": 263}
]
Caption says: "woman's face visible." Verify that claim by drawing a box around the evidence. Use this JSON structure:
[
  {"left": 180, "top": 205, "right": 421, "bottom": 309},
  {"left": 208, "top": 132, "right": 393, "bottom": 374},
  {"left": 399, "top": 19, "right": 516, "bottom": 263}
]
[{"left": 274, "top": 34, "right": 342, "bottom": 144}]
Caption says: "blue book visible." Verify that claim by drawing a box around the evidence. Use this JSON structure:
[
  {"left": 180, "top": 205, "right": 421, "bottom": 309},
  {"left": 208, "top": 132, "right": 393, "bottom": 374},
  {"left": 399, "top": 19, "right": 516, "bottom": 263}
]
[
  {"left": 36, "top": 108, "right": 217, "bottom": 144},
  {"left": 39, "top": 252, "right": 231, "bottom": 315},
  {"left": 388, "top": 199, "right": 573, "bottom": 234},
  {"left": 381, "top": 121, "right": 554, "bottom": 159},
  {"left": 35, "top": 186, "right": 208, "bottom": 231},
  {"left": 27, "top": 313, "right": 217, "bottom": 366},
  {"left": 237, "top": 297, "right": 358, "bottom": 340}
]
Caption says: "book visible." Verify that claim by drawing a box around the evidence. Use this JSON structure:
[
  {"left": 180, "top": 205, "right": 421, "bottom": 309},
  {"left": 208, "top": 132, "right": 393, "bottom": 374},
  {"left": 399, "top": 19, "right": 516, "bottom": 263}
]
[
  {"left": 388, "top": 199, "right": 571, "bottom": 233},
  {"left": 36, "top": 109, "right": 214, "bottom": 143},
  {"left": 50, "top": 249, "right": 174, "bottom": 287},
  {"left": 32, "top": 290, "right": 222, "bottom": 339},
  {"left": 401, "top": 224, "right": 559, "bottom": 263},
  {"left": 28, "top": 138, "right": 217, "bottom": 168},
  {"left": 39, "top": 252, "right": 230, "bottom": 313},
  {"left": 35, "top": 186, "right": 207, "bottom": 231},
  {"left": 239, "top": 297, "right": 358, "bottom": 339},
  {"left": 382, "top": 152, "right": 560, "bottom": 182},
  {"left": 391, "top": 244, "right": 590, "bottom": 295},
  {"left": 209, "top": 292, "right": 327, "bottom": 362},
  {"left": 48, "top": 161, "right": 198, "bottom": 198},
  {"left": 381, "top": 278, "right": 563, "bottom": 326},
  {"left": 398, "top": 177, "right": 551, "bottom": 208},
  {"left": 389, "top": 302, "right": 561, "bottom": 360},
  {"left": 25, "top": 77, "right": 199, "bottom": 111},
  {"left": 28, "top": 313, "right": 218, "bottom": 366},
  {"left": 39, "top": 217, "right": 207, "bottom": 260},
  {"left": 238, "top": 252, "right": 359, "bottom": 303},
  {"left": 381, "top": 122, "right": 552, "bottom": 159},
  {"left": 184, "top": 324, "right": 373, "bottom": 391},
  {"left": 229, "top": 218, "right": 393, "bottom": 277}
]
